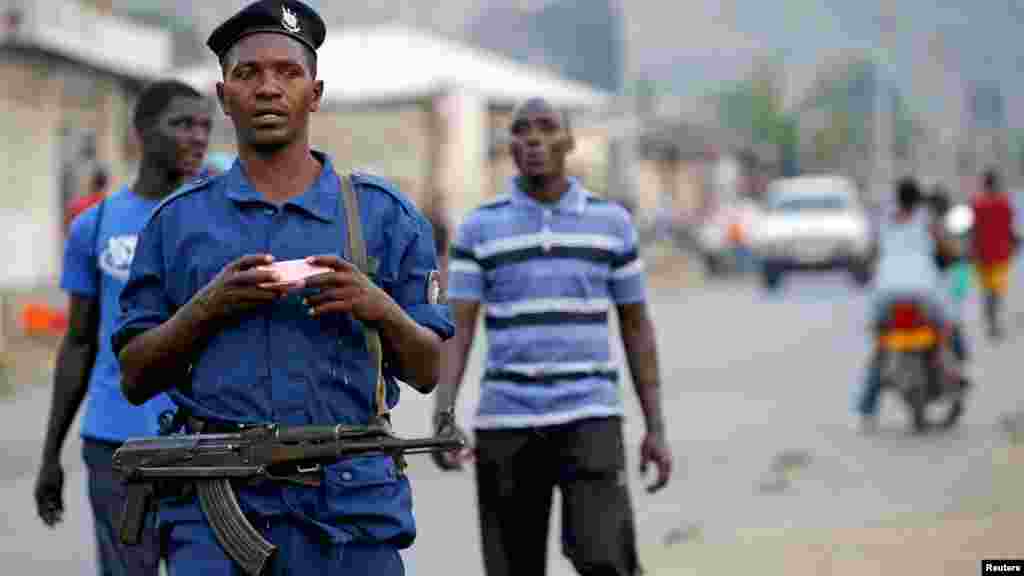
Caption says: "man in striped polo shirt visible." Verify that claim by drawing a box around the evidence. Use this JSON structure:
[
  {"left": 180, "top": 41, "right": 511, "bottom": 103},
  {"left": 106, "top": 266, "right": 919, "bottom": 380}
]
[{"left": 433, "top": 97, "right": 673, "bottom": 576}]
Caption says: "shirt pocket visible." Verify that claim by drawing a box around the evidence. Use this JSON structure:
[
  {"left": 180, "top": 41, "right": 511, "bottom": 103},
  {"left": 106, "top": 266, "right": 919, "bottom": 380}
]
[
  {"left": 322, "top": 455, "right": 402, "bottom": 518},
  {"left": 325, "top": 455, "right": 399, "bottom": 488}
]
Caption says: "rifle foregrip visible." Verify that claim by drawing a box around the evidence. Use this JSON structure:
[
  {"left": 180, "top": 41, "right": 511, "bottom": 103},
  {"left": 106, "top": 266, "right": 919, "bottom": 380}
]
[
  {"left": 197, "top": 479, "right": 276, "bottom": 576},
  {"left": 119, "top": 483, "right": 152, "bottom": 546}
]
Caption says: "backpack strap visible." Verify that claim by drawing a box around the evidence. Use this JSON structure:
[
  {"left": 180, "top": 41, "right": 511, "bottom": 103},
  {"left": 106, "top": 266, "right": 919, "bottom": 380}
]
[{"left": 339, "top": 173, "right": 388, "bottom": 423}]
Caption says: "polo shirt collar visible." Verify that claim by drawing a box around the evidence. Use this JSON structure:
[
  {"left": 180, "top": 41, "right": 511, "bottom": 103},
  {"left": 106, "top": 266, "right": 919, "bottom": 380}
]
[
  {"left": 224, "top": 150, "right": 338, "bottom": 222},
  {"left": 508, "top": 176, "right": 587, "bottom": 215}
]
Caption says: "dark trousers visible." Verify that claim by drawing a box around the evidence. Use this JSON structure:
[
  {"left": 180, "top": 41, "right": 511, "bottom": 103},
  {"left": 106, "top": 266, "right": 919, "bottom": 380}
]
[
  {"left": 82, "top": 438, "right": 162, "bottom": 576},
  {"left": 984, "top": 290, "right": 1004, "bottom": 338},
  {"left": 162, "top": 511, "right": 403, "bottom": 576},
  {"left": 474, "top": 416, "right": 641, "bottom": 576}
]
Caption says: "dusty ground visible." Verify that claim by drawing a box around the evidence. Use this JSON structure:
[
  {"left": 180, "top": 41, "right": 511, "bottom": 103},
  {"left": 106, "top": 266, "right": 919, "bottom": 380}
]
[
  {"left": 642, "top": 444, "right": 1024, "bottom": 575},
  {"left": 4, "top": 258, "right": 1023, "bottom": 576}
]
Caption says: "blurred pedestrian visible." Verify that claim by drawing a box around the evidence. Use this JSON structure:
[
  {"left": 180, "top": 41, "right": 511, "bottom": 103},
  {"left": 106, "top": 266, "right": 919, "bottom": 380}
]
[
  {"left": 433, "top": 97, "right": 673, "bottom": 576},
  {"left": 929, "top": 186, "right": 971, "bottom": 383},
  {"left": 65, "top": 166, "right": 109, "bottom": 233},
  {"left": 424, "top": 186, "right": 452, "bottom": 292},
  {"left": 969, "top": 168, "right": 1018, "bottom": 341},
  {"left": 34, "top": 79, "right": 212, "bottom": 576}
]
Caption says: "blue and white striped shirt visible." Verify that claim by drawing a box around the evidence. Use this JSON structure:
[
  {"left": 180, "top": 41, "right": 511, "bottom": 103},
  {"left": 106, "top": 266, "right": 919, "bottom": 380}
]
[{"left": 448, "top": 177, "right": 647, "bottom": 429}]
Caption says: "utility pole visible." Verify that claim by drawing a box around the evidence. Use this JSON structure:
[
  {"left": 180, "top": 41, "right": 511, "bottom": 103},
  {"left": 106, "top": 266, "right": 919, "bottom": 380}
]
[
  {"left": 938, "top": 33, "right": 962, "bottom": 197},
  {"left": 872, "top": 3, "right": 896, "bottom": 207},
  {"left": 606, "top": 0, "right": 637, "bottom": 207}
]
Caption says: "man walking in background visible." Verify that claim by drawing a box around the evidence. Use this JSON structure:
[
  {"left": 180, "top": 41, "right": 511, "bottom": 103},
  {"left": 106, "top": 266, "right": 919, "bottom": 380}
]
[
  {"left": 34, "top": 79, "right": 211, "bottom": 576},
  {"left": 433, "top": 97, "right": 673, "bottom": 576},
  {"left": 424, "top": 186, "right": 452, "bottom": 293},
  {"left": 970, "top": 168, "right": 1018, "bottom": 341}
]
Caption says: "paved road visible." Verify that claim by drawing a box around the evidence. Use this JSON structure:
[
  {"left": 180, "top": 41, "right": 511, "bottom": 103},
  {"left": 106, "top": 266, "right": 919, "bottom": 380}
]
[{"left": 1, "top": 263, "right": 1022, "bottom": 575}]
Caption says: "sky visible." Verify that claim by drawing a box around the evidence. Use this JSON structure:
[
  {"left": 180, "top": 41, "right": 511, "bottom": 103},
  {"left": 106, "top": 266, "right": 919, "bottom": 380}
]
[
  {"left": 113, "top": 0, "right": 1023, "bottom": 127},
  {"left": 627, "top": 1, "right": 1019, "bottom": 109}
]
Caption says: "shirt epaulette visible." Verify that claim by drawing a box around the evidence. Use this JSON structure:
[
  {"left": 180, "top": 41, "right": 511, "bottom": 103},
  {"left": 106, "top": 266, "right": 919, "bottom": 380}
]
[
  {"left": 349, "top": 170, "right": 418, "bottom": 218},
  {"left": 151, "top": 174, "right": 216, "bottom": 219}
]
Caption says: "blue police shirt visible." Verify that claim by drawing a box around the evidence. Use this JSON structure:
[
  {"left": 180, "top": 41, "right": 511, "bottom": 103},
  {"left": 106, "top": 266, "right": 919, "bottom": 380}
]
[
  {"left": 61, "top": 186, "right": 176, "bottom": 443},
  {"left": 112, "top": 152, "right": 454, "bottom": 546}
]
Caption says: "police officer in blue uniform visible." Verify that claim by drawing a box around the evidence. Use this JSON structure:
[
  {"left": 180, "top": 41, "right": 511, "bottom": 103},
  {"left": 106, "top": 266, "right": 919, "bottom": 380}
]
[{"left": 111, "top": 1, "right": 454, "bottom": 574}]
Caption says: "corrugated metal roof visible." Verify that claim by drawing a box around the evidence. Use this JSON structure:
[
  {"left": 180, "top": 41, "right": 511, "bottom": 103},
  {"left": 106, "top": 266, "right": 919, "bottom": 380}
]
[{"left": 173, "top": 24, "right": 610, "bottom": 109}]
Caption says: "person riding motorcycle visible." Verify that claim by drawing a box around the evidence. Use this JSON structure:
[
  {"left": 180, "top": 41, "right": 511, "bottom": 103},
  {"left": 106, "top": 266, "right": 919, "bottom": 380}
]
[
  {"left": 928, "top": 185, "right": 972, "bottom": 375},
  {"left": 855, "top": 177, "right": 957, "bottom": 432}
]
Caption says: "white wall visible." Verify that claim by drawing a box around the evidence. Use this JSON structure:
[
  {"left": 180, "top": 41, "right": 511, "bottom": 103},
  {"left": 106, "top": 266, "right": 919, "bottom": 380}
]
[
  {"left": 440, "top": 88, "right": 488, "bottom": 225},
  {"left": 0, "top": 98, "right": 61, "bottom": 288}
]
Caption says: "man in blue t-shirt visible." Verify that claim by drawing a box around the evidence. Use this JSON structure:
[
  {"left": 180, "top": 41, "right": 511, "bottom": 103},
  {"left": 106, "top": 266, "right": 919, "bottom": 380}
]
[{"left": 34, "top": 80, "right": 211, "bottom": 576}]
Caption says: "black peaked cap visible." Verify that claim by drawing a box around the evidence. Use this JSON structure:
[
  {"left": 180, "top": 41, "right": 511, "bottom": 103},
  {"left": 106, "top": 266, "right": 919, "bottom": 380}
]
[{"left": 207, "top": 0, "right": 326, "bottom": 59}]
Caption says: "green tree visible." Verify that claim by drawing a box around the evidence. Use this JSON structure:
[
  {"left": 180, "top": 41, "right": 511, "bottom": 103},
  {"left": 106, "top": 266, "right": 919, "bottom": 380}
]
[{"left": 713, "top": 66, "right": 797, "bottom": 175}]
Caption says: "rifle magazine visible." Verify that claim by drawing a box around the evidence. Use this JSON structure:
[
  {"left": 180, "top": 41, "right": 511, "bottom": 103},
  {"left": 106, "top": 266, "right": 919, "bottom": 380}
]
[{"left": 197, "top": 478, "right": 276, "bottom": 576}]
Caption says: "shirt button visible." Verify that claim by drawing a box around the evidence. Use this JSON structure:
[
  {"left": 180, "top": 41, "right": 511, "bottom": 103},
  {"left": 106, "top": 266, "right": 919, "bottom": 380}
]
[{"left": 341, "top": 471, "right": 353, "bottom": 481}]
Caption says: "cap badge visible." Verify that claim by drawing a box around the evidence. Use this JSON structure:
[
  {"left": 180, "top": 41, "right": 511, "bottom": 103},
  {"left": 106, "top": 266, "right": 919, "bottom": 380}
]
[{"left": 281, "top": 5, "right": 301, "bottom": 33}]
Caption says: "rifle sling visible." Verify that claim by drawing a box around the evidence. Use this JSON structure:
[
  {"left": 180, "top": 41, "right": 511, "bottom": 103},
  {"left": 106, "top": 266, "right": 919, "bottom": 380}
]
[
  {"left": 340, "top": 173, "right": 406, "bottom": 474},
  {"left": 339, "top": 173, "right": 388, "bottom": 423}
]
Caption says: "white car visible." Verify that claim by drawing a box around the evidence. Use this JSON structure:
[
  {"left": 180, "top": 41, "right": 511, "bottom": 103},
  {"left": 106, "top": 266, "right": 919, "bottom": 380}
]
[{"left": 749, "top": 175, "right": 874, "bottom": 288}]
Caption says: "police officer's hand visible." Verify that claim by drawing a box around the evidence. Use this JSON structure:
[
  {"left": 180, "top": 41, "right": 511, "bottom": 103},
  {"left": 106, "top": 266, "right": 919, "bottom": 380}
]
[
  {"left": 639, "top": 431, "right": 673, "bottom": 493},
  {"left": 193, "top": 254, "right": 286, "bottom": 323},
  {"left": 430, "top": 410, "right": 474, "bottom": 472},
  {"left": 301, "top": 255, "right": 395, "bottom": 323},
  {"left": 34, "top": 459, "right": 64, "bottom": 527}
]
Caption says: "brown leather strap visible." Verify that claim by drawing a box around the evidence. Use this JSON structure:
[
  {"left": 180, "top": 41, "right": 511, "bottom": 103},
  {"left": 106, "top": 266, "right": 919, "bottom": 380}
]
[{"left": 340, "top": 174, "right": 388, "bottom": 421}]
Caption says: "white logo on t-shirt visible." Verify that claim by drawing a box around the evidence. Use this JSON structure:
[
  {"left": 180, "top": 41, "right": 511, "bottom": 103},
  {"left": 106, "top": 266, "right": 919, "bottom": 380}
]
[{"left": 98, "top": 235, "right": 138, "bottom": 281}]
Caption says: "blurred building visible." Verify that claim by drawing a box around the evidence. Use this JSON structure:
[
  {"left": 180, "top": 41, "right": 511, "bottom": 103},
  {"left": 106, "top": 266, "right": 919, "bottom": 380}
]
[
  {"left": 174, "top": 24, "right": 611, "bottom": 224},
  {"left": 578, "top": 88, "right": 765, "bottom": 234},
  {"left": 634, "top": 119, "right": 752, "bottom": 225},
  {"left": 0, "top": 0, "right": 171, "bottom": 287}
]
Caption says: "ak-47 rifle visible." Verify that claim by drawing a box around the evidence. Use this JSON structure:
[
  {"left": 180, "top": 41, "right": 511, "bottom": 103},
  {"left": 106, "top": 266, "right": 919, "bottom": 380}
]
[{"left": 113, "top": 418, "right": 462, "bottom": 576}]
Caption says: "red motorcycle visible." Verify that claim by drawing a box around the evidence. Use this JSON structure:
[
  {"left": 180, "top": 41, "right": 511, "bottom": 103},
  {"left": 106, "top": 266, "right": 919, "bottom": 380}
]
[{"left": 875, "top": 299, "right": 965, "bottom": 433}]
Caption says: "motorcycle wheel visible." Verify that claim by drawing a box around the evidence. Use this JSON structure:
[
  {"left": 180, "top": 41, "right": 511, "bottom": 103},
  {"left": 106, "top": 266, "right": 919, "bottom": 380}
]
[
  {"left": 892, "top": 353, "right": 930, "bottom": 434},
  {"left": 938, "top": 379, "right": 968, "bottom": 430},
  {"left": 909, "top": 387, "right": 929, "bottom": 434},
  {"left": 940, "top": 398, "right": 964, "bottom": 429}
]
